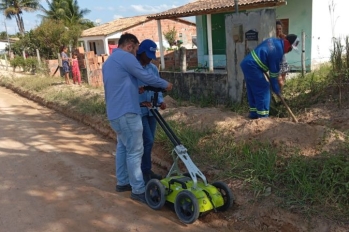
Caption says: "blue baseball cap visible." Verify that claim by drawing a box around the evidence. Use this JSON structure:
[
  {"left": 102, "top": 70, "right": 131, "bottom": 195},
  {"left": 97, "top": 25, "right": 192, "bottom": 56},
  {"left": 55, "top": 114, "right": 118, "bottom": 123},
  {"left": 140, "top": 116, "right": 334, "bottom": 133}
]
[{"left": 137, "top": 39, "right": 157, "bottom": 59}]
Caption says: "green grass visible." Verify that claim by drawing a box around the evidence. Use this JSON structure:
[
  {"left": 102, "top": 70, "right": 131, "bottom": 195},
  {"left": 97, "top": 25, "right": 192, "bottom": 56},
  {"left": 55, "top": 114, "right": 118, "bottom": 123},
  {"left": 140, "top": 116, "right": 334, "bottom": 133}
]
[
  {"left": 1, "top": 63, "right": 348, "bottom": 223},
  {"left": 155, "top": 61, "right": 349, "bottom": 221},
  {"left": 156, "top": 120, "right": 349, "bottom": 221}
]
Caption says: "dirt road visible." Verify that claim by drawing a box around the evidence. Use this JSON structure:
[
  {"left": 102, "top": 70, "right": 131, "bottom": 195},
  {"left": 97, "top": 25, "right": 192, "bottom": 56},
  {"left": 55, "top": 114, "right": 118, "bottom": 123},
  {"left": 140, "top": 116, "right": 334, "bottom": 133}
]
[{"left": 0, "top": 86, "right": 220, "bottom": 232}]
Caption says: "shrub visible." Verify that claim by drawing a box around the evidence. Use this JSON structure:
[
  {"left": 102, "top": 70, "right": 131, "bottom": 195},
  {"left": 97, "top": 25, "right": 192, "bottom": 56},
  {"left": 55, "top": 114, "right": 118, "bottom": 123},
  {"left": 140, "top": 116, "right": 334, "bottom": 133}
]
[
  {"left": 9, "top": 56, "right": 39, "bottom": 74},
  {"left": 25, "top": 57, "right": 39, "bottom": 73},
  {"left": 9, "top": 56, "right": 26, "bottom": 72}
]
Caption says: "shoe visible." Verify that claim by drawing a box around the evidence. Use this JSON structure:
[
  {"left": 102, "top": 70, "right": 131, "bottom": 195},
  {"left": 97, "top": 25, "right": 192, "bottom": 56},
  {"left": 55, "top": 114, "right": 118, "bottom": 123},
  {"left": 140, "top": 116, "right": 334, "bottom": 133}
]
[
  {"left": 115, "top": 184, "right": 132, "bottom": 192},
  {"left": 131, "top": 192, "right": 146, "bottom": 204},
  {"left": 149, "top": 170, "right": 162, "bottom": 180}
]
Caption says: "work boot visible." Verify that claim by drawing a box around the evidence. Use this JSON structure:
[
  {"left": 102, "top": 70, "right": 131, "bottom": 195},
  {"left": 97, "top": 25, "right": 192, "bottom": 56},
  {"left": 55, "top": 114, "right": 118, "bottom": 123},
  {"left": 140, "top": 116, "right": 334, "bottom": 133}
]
[
  {"left": 115, "top": 184, "right": 132, "bottom": 192},
  {"left": 131, "top": 192, "right": 147, "bottom": 204}
]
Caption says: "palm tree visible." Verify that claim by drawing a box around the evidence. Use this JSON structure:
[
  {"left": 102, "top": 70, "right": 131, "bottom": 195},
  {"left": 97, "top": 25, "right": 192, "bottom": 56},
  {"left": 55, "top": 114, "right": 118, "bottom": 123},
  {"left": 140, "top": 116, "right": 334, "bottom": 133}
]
[
  {"left": 39, "top": 0, "right": 93, "bottom": 47},
  {"left": 38, "top": 0, "right": 68, "bottom": 21},
  {"left": 0, "top": 0, "right": 40, "bottom": 36},
  {"left": 65, "top": 0, "right": 91, "bottom": 27},
  {"left": 39, "top": 0, "right": 92, "bottom": 28}
]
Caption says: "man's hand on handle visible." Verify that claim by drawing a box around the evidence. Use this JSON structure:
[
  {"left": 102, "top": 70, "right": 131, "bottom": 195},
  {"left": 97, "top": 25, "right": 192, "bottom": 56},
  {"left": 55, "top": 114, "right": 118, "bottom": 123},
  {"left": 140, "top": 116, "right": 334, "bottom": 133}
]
[
  {"left": 159, "top": 102, "right": 167, "bottom": 110},
  {"left": 165, "top": 83, "right": 173, "bottom": 91}
]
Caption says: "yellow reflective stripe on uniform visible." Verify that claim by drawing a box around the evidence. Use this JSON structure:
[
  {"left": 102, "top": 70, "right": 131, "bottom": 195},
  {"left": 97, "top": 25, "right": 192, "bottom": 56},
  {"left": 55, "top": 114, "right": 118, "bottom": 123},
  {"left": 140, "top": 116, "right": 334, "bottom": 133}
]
[
  {"left": 257, "top": 110, "right": 269, "bottom": 115},
  {"left": 269, "top": 72, "right": 279, "bottom": 78},
  {"left": 251, "top": 50, "right": 268, "bottom": 72},
  {"left": 250, "top": 108, "right": 257, "bottom": 112}
]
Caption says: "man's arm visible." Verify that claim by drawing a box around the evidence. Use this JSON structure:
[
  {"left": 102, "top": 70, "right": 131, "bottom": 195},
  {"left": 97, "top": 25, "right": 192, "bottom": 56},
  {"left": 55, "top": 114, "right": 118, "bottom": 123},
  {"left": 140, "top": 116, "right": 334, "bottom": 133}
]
[{"left": 123, "top": 54, "right": 172, "bottom": 90}]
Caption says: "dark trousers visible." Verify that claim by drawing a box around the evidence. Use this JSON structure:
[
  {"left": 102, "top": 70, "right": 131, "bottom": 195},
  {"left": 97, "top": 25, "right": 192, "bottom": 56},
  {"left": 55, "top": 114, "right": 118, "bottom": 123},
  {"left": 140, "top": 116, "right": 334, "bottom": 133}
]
[{"left": 141, "top": 115, "right": 157, "bottom": 174}]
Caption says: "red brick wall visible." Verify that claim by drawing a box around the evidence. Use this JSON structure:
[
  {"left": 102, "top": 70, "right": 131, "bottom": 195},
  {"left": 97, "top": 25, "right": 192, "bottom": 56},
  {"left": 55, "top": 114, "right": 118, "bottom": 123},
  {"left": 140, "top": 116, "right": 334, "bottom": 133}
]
[
  {"left": 45, "top": 59, "right": 60, "bottom": 77},
  {"left": 125, "top": 19, "right": 196, "bottom": 47},
  {"left": 152, "top": 49, "right": 198, "bottom": 71}
]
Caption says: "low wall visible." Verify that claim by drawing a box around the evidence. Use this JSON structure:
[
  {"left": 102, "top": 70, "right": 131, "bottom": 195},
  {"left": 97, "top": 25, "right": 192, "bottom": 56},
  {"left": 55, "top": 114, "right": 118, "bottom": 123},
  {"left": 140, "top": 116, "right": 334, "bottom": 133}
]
[{"left": 159, "top": 71, "right": 230, "bottom": 105}]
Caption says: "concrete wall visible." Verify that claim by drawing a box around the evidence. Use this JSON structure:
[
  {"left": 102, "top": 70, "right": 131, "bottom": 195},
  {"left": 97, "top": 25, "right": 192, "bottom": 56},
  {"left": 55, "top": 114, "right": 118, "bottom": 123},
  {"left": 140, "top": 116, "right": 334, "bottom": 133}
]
[
  {"left": 225, "top": 9, "right": 276, "bottom": 103},
  {"left": 159, "top": 71, "right": 230, "bottom": 105}
]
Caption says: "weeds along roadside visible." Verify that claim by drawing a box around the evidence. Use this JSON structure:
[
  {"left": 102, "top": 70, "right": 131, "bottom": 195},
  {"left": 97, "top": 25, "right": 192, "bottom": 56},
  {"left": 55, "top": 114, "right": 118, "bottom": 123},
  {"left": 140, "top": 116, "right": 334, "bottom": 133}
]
[{"left": 0, "top": 69, "right": 348, "bottom": 223}]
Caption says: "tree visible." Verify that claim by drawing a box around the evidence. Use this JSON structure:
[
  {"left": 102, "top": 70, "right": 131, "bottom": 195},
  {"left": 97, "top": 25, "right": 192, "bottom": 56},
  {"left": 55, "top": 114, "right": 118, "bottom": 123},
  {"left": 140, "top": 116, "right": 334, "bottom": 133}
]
[
  {"left": 10, "top": 19, "right": 76, "bottom": 59},
  {"left": 38, "top": 0, "right": 68, "bottom": 21},
  {"left": 0, "top": 31, "right": 7, "bottom": 39},
  {"left": 0, "top": 0, "right": 40, "bottom": 35},
  {"left": 38, "top": 0, "right": 94, "bottom": 46},
  {"left": 163, "top": 26, "right": 177, "bottom": 47},
  {"left": 39, "top": 0, "right": 93, "bottom": 28}
]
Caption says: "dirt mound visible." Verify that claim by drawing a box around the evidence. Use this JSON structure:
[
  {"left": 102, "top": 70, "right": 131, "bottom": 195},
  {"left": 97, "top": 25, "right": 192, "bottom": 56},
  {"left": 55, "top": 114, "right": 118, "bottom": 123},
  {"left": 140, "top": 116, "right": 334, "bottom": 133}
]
[{"left": 161, "top": 101, "right": 347, "bottom": 156}]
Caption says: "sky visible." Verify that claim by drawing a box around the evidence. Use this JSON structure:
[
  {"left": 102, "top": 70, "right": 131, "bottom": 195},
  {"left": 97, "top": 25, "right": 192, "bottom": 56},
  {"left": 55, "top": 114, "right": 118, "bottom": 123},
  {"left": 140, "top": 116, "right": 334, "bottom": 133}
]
[{"left": 2, "top": 0, "right": 195, "bottom": 35}]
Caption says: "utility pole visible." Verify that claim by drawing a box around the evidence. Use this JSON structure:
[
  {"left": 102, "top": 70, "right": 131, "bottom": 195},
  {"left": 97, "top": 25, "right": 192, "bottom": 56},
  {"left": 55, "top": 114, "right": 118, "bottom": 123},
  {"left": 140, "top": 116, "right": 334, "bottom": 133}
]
[
  {"left": 235, "top": 0, "right": 239, "bottom": 13},
  {"left": 4, "top": 18, "right": 11, "bottom": 54}
]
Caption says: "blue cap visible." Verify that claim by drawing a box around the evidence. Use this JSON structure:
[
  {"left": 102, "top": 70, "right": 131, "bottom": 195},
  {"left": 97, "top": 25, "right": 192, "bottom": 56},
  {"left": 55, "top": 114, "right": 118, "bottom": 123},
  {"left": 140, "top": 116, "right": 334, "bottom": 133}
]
[{"left": 137, "top": 39, "right": 157, "bottom": 59}]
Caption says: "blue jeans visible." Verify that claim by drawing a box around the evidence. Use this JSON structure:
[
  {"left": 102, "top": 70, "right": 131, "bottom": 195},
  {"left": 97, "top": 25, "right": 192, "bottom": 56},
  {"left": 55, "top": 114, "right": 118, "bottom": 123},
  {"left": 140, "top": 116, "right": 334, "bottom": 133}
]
[
  {"left": 141, "top": 115, "right": 157, "bottom": 174},
  {"left": 109, "top": 113, "right": 145, "bottom": 194}
]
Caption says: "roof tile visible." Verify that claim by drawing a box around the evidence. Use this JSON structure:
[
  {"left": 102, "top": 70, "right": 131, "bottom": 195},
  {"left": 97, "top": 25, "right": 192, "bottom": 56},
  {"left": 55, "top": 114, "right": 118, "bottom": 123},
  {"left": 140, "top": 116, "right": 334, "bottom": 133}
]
[
  {"left": 81, "top": 15, "right": 150, "bottom": 37},
  {"left": 148, "top": 0, "right": 286, "bottom": 19}
]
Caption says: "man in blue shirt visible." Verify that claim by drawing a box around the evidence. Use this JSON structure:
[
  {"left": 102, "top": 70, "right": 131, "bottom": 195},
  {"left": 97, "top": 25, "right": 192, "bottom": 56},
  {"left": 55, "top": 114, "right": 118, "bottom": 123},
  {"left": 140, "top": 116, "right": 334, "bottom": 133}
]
[
  {"left": 136, "top": 39, "right": 166, "bottom": 184},
  {"left": 240, "top": 34, "right": 299, "bottom": 119},
  {"left": 102, "top": 33, "right": 173, "bottom": 204}
]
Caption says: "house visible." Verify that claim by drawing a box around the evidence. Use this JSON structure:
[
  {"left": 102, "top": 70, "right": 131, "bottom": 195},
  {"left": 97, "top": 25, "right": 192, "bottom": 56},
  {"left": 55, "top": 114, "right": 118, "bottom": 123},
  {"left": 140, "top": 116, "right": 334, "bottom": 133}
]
[
  {"left": 79, "top": 15, "right": 197, "bottom": 56},
  {"left": 149, "top": 0, "right": 287, "bottom": 102},
  {"left": 148, "top": 0, "right": 286, "bottom": 72},
  {"left": 0, "top": 38, "right": 19, "bottom": 55},
  {"left": 276, "top": 0, "right": 349, "bottom": 71},
  {"left": 149, "top": 0, "right": 348, "bottom": 72}
]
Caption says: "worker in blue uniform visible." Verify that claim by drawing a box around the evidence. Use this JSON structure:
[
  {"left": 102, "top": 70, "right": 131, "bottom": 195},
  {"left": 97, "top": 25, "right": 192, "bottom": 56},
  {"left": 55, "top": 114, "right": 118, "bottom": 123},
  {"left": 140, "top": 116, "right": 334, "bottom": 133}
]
[{"left": 240, "top": 34, "right": 299, "bottom": 119}]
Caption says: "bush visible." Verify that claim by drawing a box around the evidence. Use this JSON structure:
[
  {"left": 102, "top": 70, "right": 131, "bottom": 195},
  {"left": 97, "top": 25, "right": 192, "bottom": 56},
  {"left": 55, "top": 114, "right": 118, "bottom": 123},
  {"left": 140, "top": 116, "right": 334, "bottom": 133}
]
[
  {"left": 25, "top": 57, "right": 39, "bottom": 73},
  {"left": 9, "top": 56, "right": 39, "bottom": 74},
  {"left": 9, "top": 56, "right": 26, "bottom": 71}
]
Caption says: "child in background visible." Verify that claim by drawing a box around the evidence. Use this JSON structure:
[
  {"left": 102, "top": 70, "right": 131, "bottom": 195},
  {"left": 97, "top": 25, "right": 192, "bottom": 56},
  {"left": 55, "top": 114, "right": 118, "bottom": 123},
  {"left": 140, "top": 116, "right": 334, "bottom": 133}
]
[
  {"left": 71, "top": 53, "right": 81, "bottom": 85},
  {"left": 60, "top": 45, "right": 71, "bottom": 85}
]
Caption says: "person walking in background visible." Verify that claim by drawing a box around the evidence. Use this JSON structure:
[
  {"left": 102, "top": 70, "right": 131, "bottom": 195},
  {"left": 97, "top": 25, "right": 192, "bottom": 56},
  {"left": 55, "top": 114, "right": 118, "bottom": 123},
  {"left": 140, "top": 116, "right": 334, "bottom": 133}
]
[
  {"left": 71, "top": 53, "right": 81, "bottom": 85},
  {"left": 136, "top": 39, "right": 166, "bottom": 184},
  {"left": 240, "top": 34, "right": 299, "bottom": 119},
  {"left": 102, "top": 33, "right": 173, "bottom": 204},
  {"left": 60, "top": 45, "right": 71, "bottom": 85}
]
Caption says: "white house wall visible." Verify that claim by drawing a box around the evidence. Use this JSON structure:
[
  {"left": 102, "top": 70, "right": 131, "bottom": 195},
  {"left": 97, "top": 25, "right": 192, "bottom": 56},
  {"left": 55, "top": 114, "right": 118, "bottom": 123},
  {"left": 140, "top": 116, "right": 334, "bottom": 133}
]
[
  {"left": 0, "top": 42, "right": 8, "bottom": 51},
  {"left": 276, "top": 0, "right": 313, "bottom": 71},
  {"left": 79, "top": 31, "right": 122, "bottom": 55},
  {"left": 276, "top": 0, "right": 349, "bottom": 71},
  {"left": 107, "top": 31, "right": 123, "bottom": 40}
]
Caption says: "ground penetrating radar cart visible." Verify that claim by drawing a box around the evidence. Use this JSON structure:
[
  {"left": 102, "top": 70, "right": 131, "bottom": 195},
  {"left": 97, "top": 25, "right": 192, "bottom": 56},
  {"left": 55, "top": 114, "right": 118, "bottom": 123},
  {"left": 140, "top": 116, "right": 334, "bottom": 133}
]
[{"left": 142, "top": 86, "right": 234, "bottom": 224}]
